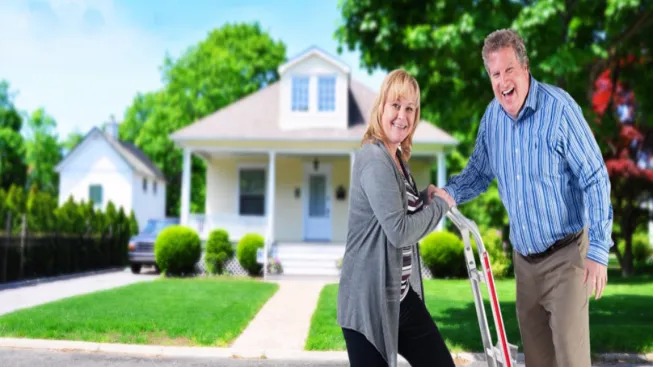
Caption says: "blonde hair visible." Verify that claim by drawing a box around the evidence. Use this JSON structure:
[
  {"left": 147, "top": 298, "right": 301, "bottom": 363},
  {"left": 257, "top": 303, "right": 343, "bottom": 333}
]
[{"left": 361, "top": 69, "right": 421, "bottom": 161}]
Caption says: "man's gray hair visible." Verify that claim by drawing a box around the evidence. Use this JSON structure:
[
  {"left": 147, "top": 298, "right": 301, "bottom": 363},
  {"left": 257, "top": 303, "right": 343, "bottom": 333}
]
[{"left": 482, "top": 29, "right": 529, "bottom": 72}]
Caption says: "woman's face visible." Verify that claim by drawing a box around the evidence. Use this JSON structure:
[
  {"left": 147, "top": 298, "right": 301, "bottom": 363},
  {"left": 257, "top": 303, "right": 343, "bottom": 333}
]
[{"left": 381, "top": 93, "right": 417, "bottom": 148}]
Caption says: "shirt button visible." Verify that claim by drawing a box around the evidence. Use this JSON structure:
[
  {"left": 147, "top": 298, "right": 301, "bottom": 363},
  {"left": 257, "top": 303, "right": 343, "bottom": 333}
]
[
  {"left": 517, "top": 175, "right": 520, "bottom": 180},
  {"left": 515, "top": 148, "right": 519, "bottom": 154}
]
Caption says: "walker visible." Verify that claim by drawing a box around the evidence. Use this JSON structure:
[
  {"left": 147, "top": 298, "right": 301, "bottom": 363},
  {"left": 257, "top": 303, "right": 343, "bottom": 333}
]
[{"left": 446, "top": 207, "right": 519, "bottom": 367}]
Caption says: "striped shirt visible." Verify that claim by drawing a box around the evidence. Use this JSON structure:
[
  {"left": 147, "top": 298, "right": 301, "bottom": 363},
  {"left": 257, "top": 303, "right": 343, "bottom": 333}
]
[
  {"left": 444, "top": 75, "right": 613, "bottom": 266},
  {"left": 397, "top": 152, "right": 423, "bottom": 301}
]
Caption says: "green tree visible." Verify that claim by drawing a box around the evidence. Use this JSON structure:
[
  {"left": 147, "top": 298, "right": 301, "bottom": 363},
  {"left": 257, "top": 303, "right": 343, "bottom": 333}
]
[
  {"left": 61, "top": 129, "right": 84, "bottom": 156},
  {"left": 24, "top": 108, "right": 61, "bottom": 195},
  {"left": 336, "top": 0, "right": 653, "bottom": 258},
  {"left": 120, "top": 22, "right": 287, "bottom": 216},
  {"left": 0, "top": 80, "right": 27, "bottom": 190}
]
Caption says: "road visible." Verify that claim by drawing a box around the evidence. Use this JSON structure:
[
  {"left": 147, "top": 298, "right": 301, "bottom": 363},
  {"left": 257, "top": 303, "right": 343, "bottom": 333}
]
[{"left": 3, "top": 347, "right": 651, "bottom": 367}]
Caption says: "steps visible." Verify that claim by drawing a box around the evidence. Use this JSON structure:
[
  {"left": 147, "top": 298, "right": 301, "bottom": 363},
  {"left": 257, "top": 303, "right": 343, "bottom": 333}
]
[{"left": 273, "top": 243, "right": 345, "bottom": 276}]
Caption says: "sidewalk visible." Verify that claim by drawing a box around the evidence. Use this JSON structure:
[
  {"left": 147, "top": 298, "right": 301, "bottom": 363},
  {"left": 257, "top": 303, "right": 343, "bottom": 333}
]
[
  {"left": 229, "top": 279, "right": 328, "bottom": 356},
  {"left": 0, "top": 269, "right": 157, "bottom": 316}
]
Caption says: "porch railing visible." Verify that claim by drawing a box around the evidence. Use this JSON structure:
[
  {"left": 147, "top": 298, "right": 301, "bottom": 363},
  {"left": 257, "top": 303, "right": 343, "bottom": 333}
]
[{"left": 187, "top": 213, "right": 268, "bottom": 242}]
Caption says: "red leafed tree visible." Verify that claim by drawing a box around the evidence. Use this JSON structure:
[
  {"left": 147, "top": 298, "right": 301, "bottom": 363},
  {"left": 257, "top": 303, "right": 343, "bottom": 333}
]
[{"left": 592, "top": 65, "right": 653, "bottom": 276}]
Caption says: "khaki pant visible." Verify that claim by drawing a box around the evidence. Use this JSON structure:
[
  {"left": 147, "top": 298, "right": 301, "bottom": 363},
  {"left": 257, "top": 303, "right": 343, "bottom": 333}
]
[{"left": 513, "top": 230, "right": 591, "bottom": 367}]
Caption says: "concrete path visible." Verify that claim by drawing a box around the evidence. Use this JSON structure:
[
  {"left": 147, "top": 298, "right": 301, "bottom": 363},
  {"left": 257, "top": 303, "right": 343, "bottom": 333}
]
[
  {"left": 0, "top": 269, "right": 158, "bottom": 316},
  {"left": 230, "top": 279, "right": 328, "bottom": 356}
]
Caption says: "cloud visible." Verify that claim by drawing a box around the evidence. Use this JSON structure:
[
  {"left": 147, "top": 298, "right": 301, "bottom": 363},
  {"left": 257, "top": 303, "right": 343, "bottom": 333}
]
[{"left": 0, "top": 0, "right": 166, "bottom": 138}]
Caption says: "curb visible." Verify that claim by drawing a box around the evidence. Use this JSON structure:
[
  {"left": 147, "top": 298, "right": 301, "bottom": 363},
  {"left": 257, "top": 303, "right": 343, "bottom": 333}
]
[
  {"left": 0, "top": 338, "right": 651, "bottom": 364},
  {"left": 0, "top": 267, "right": 127, "bottom": 291}
]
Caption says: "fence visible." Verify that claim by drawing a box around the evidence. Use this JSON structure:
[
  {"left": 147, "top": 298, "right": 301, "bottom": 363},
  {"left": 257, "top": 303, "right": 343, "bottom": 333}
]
[{"left": 0, "top": 213, "right": 129, "bottom": 284}]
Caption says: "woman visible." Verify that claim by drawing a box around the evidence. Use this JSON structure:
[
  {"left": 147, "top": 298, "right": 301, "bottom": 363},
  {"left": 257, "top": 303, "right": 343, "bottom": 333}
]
[{"left": 337, "top": 69, "right": 455, "bottom": 367}]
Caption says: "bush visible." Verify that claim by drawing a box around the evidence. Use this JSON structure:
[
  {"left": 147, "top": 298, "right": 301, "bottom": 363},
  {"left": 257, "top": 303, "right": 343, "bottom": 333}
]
[
  {"left": 205, "top": 229, "right": 234, "bottom": 275},
  {"left": 237, "top": 233, "right": 264, "bottom": 276},
  {"left": 617, "top": 232, "right": 652, "bottom": 265},
  {"left": 154, "top": 225, "right": 202, "bottom": 276},
  {"left": 420, "top": 231, "right": 465, "bottom": 278},
  {"left": 420, "top": 229, "right": 512, "bottom": 279}
]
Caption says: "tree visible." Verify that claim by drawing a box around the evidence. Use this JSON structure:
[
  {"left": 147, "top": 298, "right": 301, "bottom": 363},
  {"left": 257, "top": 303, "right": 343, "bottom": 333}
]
[
  {"left": 24, "top": 108, "right": 61, "bottom": 195},
  {"left": 0, "top": 80, "right": 27, "bottom": 190},
  {"left": 592, "top": 65, "right": 653, "bottom": 276},
  {"left": 120, "top": 22, "right": 287, "bottom": 216},
  {"left": 61, "top": 129, "right": 84, "bottom": 156},
  {"left": 336, "top": 0, "right": 653, "bottom": 271}
]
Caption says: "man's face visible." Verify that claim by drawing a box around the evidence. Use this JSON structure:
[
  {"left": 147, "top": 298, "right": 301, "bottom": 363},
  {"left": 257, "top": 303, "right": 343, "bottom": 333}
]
[{"left": 487, "top": 46, "right": 530, "bottom": 119}]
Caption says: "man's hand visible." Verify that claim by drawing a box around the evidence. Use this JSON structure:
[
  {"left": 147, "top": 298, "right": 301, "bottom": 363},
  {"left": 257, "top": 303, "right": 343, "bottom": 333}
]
[
  {"left": 428, "top": 185, "right": 456, "bottom": 208},
  {"left": 584, "top": 258, "right": 607, "bottom": 300}
]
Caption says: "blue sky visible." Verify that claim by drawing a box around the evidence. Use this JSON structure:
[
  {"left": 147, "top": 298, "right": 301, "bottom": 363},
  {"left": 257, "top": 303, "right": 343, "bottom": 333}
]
[{"left": 0, "top": 0, "right": 387, "bottom": 139}]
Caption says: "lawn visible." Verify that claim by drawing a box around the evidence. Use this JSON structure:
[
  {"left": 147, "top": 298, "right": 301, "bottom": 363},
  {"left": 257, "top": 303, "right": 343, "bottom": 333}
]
[
  {"left": 306, "top": 275, "right": 653, "bottom": 354},
  {"left": 0, "top": 277, "right": 278, "bottom": 347}
]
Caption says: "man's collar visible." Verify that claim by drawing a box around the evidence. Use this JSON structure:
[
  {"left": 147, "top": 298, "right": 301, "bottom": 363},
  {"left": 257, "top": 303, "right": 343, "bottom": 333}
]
[{"left": 515, "top": 74, "right": 539, "bottom": 121}]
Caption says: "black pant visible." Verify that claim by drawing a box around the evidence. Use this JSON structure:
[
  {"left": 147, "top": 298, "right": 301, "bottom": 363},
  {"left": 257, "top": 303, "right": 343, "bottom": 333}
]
[{"left": 342, "top": 287, "right": 454, "bottom": 367}]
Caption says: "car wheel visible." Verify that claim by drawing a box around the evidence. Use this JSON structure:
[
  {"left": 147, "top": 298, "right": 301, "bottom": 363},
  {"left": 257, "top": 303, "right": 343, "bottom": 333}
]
[{"left": 131, "top": 264, "right": 142, "bottom": 274}]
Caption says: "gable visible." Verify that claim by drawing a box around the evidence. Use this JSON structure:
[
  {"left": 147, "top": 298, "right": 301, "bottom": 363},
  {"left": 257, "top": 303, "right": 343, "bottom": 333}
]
[{"left": 56, "top": 129, "right": 132, "bottom": 175}]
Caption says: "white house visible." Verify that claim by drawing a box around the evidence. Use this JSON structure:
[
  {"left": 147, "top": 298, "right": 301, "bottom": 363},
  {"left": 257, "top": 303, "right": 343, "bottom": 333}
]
[
  {"left": 55, "top": 123, "right": 167, "bottom": 231},
  {"left": 169, "top": 46, "right": 458, "bottom": 276}
]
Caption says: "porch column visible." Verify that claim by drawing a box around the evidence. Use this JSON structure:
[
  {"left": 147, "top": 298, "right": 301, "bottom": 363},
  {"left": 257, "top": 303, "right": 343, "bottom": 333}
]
[
  {"left": 180, "top": 148, "right": 191, "bottom": 226},
  {"left": 264, "top": 150, "right": 276, "bottom": 280},
  {"left": 436, "top": 150, "right": 447, "bottom": 231},
  {"left": 350, "top": 151, "right": 355, "bottom": 183}
]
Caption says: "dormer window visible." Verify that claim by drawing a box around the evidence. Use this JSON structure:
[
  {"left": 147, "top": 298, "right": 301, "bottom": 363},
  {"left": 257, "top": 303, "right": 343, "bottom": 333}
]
[
  {"left": 291, "top": 76, "right": 309, "bottom": 111},
  {"left": 318, "top": 75, "right": 336, "bottom": 112}
]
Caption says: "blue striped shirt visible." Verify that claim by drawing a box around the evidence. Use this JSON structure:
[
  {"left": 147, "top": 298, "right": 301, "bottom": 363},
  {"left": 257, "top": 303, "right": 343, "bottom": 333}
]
[{"left": 444, "top": 75, "right": 613, "bottom": 266}]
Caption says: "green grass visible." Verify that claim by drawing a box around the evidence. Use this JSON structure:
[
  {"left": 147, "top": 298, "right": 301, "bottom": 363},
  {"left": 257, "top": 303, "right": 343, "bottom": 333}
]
[
  {"left": 0, "top": 277, "right": 278, "bottom": 347},
  {"left": 306, "top": 275, "right": 653, "bottom": 354}
]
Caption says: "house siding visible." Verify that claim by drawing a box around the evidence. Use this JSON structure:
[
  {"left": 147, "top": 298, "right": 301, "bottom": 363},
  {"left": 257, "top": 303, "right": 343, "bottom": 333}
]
[
  {"left": 203, "top": 154, "right": 434, "bottom": 243},
  {"left": 131, "top": 173, "right": 166, "bottom": 231},
  {"left": 58, "top": 133, "right": 133, "bottom": 214}
]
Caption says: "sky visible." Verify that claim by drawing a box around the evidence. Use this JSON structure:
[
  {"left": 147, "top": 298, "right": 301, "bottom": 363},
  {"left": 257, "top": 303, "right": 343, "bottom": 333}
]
[{"left": 0, "top": 0, "right": 387, "bottom": 139}]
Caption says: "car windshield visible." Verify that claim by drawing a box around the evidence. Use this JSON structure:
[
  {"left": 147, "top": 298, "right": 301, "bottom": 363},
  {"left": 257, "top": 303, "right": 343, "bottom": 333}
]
[{"left": 142, "top": 220, "right": 175, "bottom": 235}]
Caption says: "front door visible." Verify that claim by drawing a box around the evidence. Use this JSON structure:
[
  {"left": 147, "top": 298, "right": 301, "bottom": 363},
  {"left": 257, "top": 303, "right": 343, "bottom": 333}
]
[{"left": 303, "top": 162, "right": 332, "bottom": 241}]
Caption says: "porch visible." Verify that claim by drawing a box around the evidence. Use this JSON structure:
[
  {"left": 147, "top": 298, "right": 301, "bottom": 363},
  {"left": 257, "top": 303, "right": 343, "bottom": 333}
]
[{"left": 177, "top": 142, "right": 450, "bottom": 278}]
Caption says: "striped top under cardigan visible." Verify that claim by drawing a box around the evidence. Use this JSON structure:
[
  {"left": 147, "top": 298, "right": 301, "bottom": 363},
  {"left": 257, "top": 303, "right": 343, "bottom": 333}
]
[{"left": 397, "top": 151, "right": 424, "bottom": 302}]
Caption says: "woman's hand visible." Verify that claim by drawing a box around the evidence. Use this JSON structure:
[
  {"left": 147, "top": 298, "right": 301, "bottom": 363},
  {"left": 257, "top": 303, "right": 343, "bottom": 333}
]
[{"left": 428, "top": 185, "right": 456, "bottom": 208}]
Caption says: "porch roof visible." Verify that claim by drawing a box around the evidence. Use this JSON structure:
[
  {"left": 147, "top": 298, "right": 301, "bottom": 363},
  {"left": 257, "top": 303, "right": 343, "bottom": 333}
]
[{"left": 169, "top": 78, "right": 458, "bottom": 146}]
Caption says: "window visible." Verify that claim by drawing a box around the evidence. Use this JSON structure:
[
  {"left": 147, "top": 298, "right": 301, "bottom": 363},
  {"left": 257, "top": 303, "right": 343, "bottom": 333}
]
[
  {"left": 291, "top": 76, "right": 309, "bottom": 111},
  {"left": 318, "top": 76, "right": 336, "bottom": 112},
  {"left": 153, "top": 181, "right": 157, "bottom": 195},
  {"left": 142, "top": 178, "right": 147, "bottom": 192},
  {"left": 239, "top": 168, "right": 266, "bottom": 216},
  {"left": 89, "top": 185, "right": 103, "bottom": 208}
]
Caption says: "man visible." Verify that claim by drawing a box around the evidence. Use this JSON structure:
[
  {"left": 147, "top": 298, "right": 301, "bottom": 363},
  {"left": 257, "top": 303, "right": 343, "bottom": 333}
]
[{"left": 434, "top": 29, "right": 613, "bottom": 366}]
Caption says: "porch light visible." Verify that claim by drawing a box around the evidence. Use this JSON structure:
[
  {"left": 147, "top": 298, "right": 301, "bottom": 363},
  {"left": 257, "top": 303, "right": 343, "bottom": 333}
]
[{"left": 313, "top": 157, "right": 319, "bottom": 171}]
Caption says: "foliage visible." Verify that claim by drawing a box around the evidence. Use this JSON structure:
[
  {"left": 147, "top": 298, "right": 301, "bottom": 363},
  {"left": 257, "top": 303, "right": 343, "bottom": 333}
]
[
  {"left": 0, "top": 80, "right": 27, "bottom": 191},
  {"left": 420, "top": 229, "right": 512, "bottom": 279},
  {"left": 236, "top": 233, "right": 264, "bottom": 276},
  {"left": 336, "top": 0, "right": 653, "bottom": 276},
  {"left": 119, "top": 22, "right": 287, "bottom": 216},
  {"left": 154, "top": 225, "right": 202, "bottom": 276},
  {"left": 420, "top": 230, "right": 465, "bottom": 278},
  {"left": 128, "top": 210, "right": 139, "bottom": 236},
  {"left": 617, "top": 231, "right": 652, "bottom": 267},
  {"left": 24, "top": 108, "right": 61, "bottom": 195},
  {"left": 204, "top": 228, "right": 234, "bottom": 275}
]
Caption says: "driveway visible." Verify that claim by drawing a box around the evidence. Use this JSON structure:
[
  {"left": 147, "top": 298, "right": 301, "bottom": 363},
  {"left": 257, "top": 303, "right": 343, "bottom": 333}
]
[{"left": 0, "top": 268, "right": 158, "bottom": 316}]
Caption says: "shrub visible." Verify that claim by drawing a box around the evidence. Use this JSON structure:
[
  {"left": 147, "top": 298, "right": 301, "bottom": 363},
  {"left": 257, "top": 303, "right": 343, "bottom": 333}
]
[
  {"left": 420, "top": 228, "right": 512, "bottom": 279},
  {"left": 474, "top": 229, "right": 511, "bottom": 279},
  {"left": 154, "top": 225, "right": 202, "bottom": 276},
  {"left": 617, "top": 232, "right": 652, "bottom": 265},
  {"left": 420, "top": 231, "right": 465, "bottom": 278},
  {"left": 237, "top": 233, "right": 265, "bottom": 276},
  {"left": 205, "top": 229, "right": 234, "bottom": 275}
]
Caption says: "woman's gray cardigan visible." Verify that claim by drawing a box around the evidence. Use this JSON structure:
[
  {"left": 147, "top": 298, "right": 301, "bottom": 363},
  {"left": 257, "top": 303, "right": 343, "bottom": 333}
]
[{"left": 337, "top": 140, "right": 450, "bottom": 367}]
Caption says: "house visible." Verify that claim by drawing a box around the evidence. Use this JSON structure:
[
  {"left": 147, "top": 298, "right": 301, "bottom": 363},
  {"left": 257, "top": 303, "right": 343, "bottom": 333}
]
[
  {"left": 55, "top": 122, "right": 167, "bottom": 231},
  {"left": 169, "top": 46, "right": 458, "bottom": 277}
]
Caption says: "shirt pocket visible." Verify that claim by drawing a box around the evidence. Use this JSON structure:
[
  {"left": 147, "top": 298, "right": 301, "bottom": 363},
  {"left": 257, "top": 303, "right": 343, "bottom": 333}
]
[{"left": 524, "top": 129, "right": 564, "bottom": 182}]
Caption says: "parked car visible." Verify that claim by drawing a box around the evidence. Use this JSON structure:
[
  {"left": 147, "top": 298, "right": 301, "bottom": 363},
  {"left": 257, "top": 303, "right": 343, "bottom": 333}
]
[{"left": 128, "top": 218, "right": 179, "bottom": 274}]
